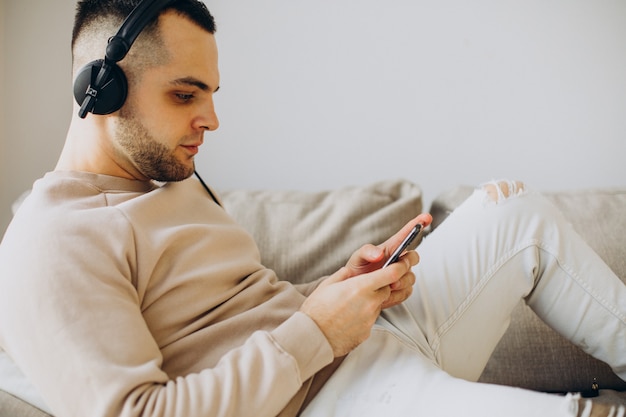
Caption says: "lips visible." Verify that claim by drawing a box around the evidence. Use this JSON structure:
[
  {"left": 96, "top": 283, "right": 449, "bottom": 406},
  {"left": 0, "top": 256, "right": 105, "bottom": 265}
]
[
  {"left": 180, "top": 134, "right": 204, "bottom": 156},
  {"left": 181, "top": 144, "right": 200, "bottom": 155},
  {"left": 180, "top": 142, "right": 202, "bottom": 155}
]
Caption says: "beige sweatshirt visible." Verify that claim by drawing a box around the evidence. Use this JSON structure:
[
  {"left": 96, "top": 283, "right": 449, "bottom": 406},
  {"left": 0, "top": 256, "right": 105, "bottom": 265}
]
[{"left": 0, "top": 171, "right": 335, "bottom": 417}]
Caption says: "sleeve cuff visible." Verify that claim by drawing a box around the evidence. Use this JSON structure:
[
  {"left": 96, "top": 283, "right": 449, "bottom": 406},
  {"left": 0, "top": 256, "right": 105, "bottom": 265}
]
[{"left": 270, "top": 311, "right": 334, "bottom": 381}]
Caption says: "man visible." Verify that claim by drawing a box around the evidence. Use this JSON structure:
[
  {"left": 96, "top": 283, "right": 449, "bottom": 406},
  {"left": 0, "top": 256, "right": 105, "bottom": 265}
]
[{"left": 0, "top": 1, "right": 624, "bottom": 416}]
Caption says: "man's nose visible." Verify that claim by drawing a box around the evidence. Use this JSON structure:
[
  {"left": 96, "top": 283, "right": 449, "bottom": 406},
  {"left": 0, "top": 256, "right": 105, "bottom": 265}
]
[{"left": 196, "top": 99, "right": 220, "bottom": 131}]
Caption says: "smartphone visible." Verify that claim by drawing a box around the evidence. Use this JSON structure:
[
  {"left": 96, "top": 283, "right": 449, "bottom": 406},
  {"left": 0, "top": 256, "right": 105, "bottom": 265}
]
[{"left": 382, "top": 224, "right": 422, "bottom": 268}]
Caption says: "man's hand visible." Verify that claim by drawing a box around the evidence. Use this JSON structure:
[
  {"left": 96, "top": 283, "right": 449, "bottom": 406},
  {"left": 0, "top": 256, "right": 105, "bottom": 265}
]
[
  {"left": 344, "top": 213, "right": 432, "bottom": 309},
  {"left": 299, "top": 261, "right": 413, "bottom": 357},
  {"left": 345, "top": 213, "right": 432, "bottom": 274},
  {"left": 299, "top": 213, "right": 432, "bottom": 357}
]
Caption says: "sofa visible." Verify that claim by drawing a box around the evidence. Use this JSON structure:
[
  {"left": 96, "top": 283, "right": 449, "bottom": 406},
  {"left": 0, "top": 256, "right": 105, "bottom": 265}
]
[{"left": 2, "top": 179, "right": 625, "bottom": 415}]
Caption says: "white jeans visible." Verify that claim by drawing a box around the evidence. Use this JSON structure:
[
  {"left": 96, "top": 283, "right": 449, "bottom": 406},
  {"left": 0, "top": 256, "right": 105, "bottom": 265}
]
[{"left": 303, "top": 182, "right": 626, "bottom": 417}]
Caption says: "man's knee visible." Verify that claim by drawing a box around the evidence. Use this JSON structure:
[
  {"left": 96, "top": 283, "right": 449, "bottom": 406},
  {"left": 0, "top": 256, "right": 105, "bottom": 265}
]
[{"left": 481, "top": 180, "right": 526, "bottom": 203}]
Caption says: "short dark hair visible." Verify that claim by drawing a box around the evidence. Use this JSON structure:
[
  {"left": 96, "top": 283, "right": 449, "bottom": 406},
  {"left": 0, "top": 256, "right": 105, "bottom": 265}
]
[{"left": 72, "top": 0, "right": 216, "bottom": 50}]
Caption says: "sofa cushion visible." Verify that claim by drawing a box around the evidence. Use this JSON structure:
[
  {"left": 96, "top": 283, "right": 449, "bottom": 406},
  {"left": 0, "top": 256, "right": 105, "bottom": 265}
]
[
  {"left": 429, "top": 185, "right": 626, "bottom": 394},
  {"left": 0, "top": 390, "right": 51, "bottom": 417},
  {"left": 222, "top": 179, "right": 423, "bottom": 284}
]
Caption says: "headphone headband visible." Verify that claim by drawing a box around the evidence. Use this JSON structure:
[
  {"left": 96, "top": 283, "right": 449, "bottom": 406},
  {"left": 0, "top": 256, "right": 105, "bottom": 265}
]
[{"left": 106, "top": 0, "right": 176, "bottom": 63}]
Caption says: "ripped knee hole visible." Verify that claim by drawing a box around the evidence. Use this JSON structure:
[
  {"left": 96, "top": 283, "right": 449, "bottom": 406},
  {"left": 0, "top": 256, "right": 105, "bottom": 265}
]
[{"left": 482, "top": 180, "right": 526, "bottom": 203}]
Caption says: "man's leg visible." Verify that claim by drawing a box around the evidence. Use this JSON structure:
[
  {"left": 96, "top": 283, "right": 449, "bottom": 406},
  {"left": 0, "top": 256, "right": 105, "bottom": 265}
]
[
  {"left": 386, "top": 180, "right": 626, "bottom": 381},
  {"left": 303, "top": 181, "right": 625, "bottom": 416},
  {"left": 301, "top": 327, "right": 581, "bottom": 416}
]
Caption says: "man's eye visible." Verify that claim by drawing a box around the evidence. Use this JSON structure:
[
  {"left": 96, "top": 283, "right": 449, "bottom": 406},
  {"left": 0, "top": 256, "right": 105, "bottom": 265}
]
[{"left": 175, "top": 93, "right": 195, "bottom": 102}]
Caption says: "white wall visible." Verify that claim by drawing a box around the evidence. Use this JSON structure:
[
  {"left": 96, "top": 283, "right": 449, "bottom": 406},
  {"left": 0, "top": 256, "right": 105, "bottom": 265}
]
[
  {"left": 1, "top": 0, "right": 75, "bottom": 236},
  {"left": 203, "top": 0, "right": 626, "bottom": 205},
  {"left": 2, "top": 0, "right": 626, "bottom": 236}
]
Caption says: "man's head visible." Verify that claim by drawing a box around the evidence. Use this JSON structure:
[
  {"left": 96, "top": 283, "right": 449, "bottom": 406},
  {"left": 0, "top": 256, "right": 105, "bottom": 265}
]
[
  {"left": 71, "top": 0, "right": 216, "bottom": 76},
  {"left": 68, "top": 0, "right": 220, "bottom": 182}
]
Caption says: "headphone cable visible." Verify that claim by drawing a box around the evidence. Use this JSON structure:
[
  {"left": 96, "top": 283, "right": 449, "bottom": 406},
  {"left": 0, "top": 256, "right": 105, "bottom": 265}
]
[{"left": 194, "top": 170, "right": 221, "bottom": 207}]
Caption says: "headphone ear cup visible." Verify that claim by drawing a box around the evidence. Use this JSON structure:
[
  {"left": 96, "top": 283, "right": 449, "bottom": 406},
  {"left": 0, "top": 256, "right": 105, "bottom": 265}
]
[{"left": 73, "top": 59, "right": 128, "bottom": 115}]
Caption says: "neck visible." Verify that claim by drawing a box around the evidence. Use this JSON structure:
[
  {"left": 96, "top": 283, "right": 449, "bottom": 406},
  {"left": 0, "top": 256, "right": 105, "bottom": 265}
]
[{"left": 56, "top": 111, "right": 142, "bottom": 180}]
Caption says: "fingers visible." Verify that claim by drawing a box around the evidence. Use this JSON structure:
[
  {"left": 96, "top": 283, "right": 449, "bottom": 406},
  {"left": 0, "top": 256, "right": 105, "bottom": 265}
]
[
  {"left": 322, "top": 266, "right": 353, "bottom": 286},
  {"left": 381, "top": 285, "right": 413, "bottom": 310},
  {"left": 376, "top": 251, "right": 418, "bottom": 309},
  {"left": 344, "top": 244, "right": 385, "bottom": 277},
  {"left": 344, "top": 213, "right": 431, "bottom": 277},
  {"left": 402, "top": 250, "right": 420, "bottom": 269},
  {"left": 325, "top": 252, "right": 415, "bottom": 296},
  {"left": 383, "top": 261, "right": 416, "bottom": 309},
  {"left": 416, "top": 212, "right": 433, "bottom": 228},
  {"left": 361, "top": 253, "right": 416, "bottom": 293},
  {"left": 384, "top": 251, "right": 419, "bottom": 292},
  {"left": 380, "top": 213, "right": 432, "bottom": 259},
  {"left": 389, "top": 258, "right": 417, "bottom": 291}
]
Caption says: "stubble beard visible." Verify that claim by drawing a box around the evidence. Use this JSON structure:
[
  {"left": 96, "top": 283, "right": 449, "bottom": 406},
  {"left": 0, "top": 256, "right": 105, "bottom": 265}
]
[{"left": 115, "top": 108, "right": 195, "bottom": 182}]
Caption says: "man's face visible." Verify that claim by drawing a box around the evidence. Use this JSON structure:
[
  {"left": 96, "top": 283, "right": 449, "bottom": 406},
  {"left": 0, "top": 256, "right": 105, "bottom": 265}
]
[{"left": 113, "top": 11, "right": 220, "bottom": 182}]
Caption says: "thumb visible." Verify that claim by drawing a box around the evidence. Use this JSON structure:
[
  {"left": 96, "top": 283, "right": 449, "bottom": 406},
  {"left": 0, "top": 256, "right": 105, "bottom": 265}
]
[
  {"left": 322, "top": 266, "right": 353, "bottom": 286},
  {"left": 346, "top": 244, "right": 385, "bottom": 272}
]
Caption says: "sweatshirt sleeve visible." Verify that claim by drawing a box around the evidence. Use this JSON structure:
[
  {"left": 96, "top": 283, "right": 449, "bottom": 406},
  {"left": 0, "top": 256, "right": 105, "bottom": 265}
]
[
  {"left": 0, "top": 204, "right": 334, "bottom": 417},
  {"left": 293, "top": 276, "right": 327, "bottom": 297}
]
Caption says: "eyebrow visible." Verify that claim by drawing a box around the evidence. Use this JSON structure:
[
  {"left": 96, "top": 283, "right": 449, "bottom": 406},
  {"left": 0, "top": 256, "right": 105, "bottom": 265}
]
[{"left": 170, "top": 77, "right": 220, "bottom": 93}]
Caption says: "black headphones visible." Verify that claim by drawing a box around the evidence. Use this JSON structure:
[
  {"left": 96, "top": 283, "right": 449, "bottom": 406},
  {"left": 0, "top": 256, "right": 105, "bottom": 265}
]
[{"left": 73, "top": 0, "right": 176, "bottom": 118}]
